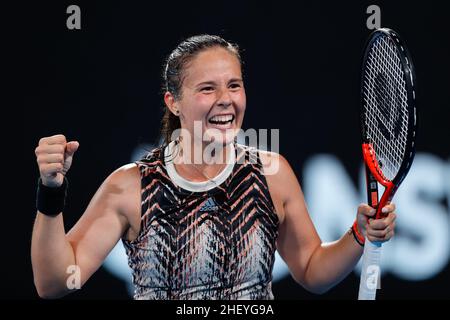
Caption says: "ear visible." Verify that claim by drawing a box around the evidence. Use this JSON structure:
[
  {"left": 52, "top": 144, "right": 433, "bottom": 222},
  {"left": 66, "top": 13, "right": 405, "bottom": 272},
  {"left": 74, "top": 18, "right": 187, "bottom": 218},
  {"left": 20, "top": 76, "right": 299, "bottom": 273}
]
[{"left": 164, "top": 91, "right": 180, "bottom": 116}]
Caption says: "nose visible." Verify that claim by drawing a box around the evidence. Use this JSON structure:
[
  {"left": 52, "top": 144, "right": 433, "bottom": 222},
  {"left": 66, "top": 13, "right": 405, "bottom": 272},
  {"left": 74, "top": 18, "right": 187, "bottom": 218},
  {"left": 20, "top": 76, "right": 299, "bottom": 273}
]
[{"left": 216, "top": 87, "right": 232, "bottom": 108}]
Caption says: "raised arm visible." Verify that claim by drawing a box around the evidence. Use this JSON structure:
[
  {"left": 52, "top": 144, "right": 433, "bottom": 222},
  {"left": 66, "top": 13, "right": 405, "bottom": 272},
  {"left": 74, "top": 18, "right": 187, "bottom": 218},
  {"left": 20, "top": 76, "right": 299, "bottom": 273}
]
[
  {"left": 260, "top": 151, "right": 396, "bottom": 294},
  {"left": 31, "top": 134, "right": 140, "bottom": 298}
]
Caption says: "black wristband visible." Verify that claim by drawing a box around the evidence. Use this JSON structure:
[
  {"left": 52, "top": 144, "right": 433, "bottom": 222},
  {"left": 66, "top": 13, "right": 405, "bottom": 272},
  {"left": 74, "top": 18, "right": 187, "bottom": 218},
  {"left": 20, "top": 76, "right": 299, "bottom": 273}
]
[{"left": 36, "top": 177, "right": 68, "bottom": 216}]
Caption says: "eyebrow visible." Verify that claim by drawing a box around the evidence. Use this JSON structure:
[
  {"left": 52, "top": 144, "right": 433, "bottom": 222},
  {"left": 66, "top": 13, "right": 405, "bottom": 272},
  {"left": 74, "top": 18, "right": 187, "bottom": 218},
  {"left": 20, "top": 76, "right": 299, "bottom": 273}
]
[{"left": 195, "top": 78, "right": 243, "bottom": 88}]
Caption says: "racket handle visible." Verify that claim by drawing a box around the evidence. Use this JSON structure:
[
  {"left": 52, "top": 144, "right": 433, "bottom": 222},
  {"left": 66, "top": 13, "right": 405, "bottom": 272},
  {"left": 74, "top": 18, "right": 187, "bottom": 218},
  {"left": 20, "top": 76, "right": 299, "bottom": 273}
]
[
  {"left": 365, "top": 164, "right": 379, "bottom": 208},
  {"left": 358, "top": 239, "right": 382, "bottom": 300}
]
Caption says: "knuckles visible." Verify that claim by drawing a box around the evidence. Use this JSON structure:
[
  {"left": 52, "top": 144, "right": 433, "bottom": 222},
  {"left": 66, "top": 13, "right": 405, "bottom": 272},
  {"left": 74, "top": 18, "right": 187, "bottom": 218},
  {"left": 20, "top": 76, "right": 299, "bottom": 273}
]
[
  {"left": 38, "top": 135, "right": 67, "bottom": 146},
  {"left": 358, "top": 203, "right": 368, "bottom": 211},
  {"left": 36, "top": 135, "right": 68, "bottom": 180},
  {"left": 36, "top": 153, "right": 65, "bottom": 165},
  {"left": 34, "top": 144, "right": 65, "bottom": 156},
  {"left": 357, "top": 203, "right": 373, "bottom": 216}
]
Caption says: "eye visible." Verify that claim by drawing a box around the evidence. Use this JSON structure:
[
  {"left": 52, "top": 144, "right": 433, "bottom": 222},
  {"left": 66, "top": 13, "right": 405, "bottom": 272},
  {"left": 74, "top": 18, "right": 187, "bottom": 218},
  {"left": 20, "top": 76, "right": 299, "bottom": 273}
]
[
  {"left": 229, "top": 83, "right": 242, "bottom": 90},
  {"left": 200, "top": 86, "right": 214, "bottom": 92}
]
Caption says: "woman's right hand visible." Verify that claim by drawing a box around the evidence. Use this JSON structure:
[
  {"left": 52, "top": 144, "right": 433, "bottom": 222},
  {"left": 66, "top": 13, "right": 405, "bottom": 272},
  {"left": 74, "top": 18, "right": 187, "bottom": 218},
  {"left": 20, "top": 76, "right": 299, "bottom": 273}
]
[{"left": 35, "top": 134, "right": 79, "bottom": 188}]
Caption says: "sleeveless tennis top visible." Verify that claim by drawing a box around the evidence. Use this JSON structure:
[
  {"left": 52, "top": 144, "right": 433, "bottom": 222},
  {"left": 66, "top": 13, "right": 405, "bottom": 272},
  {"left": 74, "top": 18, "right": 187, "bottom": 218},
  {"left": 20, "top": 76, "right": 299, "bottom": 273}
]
[{"left": 122, "top": 141, "right": 279, "bottom": 300}]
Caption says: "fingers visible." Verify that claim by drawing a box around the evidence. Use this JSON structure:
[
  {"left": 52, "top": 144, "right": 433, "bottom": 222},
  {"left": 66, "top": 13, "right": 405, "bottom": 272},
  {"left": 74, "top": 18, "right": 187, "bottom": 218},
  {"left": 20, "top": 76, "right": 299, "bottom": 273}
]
[
  {"left": 35, "top": 144, "right": 65, "bottom": 155},
  {"left": 354, "top": 204, "right": 376, "bottom": 238},
  {"left": 355, "top": 202, "right": 397, "bottom": 243},
  {"left": 37, "top": 153, "right": 64, "bottom": 165},
  {"left": 40, "top": 162, "right": 64, "bottom": 176},
  {"left": 65, "top": 141, "right": 80, "bottom": 156},
  {"left": 367, "top": 221, "right": 396, "bottom": 237},
  {"left": 357, "top": 203, "right": 376, "bottom": 219},
  {"left": 39, "top": 134, "right": 67, "bottom": 146},
  {"left": 366, "top": 229, "right": 395, "bottom": 242},
  {"left": 381, "top": 202, "right": 396, "bottom": 215},
  {"left": 366, "top": 211, "right": 397, "bottom": 243},
  {"left": 36, "top": 135, "right": 66, "bottom": 155},
  {"left": 36, "top": 135, "right": 67, "bottom": 164},
  {"left": 369, "top": 212, "right": 396, "bottom": 229},
  {"left": 35, "top": 135, "right": 79, "bottom": 181},
  {"left": 35, "top": 135, "right": 80, "bottom": 157}
]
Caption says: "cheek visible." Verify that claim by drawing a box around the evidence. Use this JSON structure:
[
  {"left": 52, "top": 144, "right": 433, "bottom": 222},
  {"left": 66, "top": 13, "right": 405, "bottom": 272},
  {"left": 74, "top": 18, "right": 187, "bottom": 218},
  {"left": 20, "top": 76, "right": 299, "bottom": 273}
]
[
  {"left": 236, "top": 93, "right": 246, "bottom": 114},
  {"left": 183, "top": 96, "right": 211, "bottom": 120},
  {"left": 194, "top": 95, "right": 215, "bottom": 112}
]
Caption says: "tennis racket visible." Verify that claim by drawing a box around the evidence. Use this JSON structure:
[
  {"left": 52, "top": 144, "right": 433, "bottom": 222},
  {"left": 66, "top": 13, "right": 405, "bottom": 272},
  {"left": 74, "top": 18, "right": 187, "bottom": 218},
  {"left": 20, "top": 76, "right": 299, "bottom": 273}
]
[{"left": 358, "top": 28, "right": 417, "bottom": 300}]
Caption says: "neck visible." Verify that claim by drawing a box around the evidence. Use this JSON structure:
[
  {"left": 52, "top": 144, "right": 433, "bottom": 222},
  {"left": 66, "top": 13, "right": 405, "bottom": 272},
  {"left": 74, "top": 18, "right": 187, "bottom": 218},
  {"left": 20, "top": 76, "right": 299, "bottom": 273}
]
[
  {"left": 172, "top": 137, "right": 233, "bottom": 182},
  {"left": 178, "top": 137, "right": 230, "bottom": 165}
]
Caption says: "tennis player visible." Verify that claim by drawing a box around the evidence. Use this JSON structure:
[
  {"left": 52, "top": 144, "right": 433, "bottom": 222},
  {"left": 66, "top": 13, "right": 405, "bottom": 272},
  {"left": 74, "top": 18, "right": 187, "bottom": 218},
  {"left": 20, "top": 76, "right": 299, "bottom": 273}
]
[{"left": 32, "top": 35, "right": 396, "bottom": 299}]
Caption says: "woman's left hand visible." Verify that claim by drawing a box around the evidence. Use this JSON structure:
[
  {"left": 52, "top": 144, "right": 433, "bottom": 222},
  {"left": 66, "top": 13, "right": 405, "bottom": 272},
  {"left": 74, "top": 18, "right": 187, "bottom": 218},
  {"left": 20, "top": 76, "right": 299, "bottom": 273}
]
[{"left": 357, "top": 202, "right": 397, "bottom": 243}]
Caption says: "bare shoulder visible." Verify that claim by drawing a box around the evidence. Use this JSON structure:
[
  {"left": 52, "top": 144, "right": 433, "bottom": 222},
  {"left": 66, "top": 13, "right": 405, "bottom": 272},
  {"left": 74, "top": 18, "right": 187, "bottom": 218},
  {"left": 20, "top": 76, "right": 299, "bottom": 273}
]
[
  {"left": 76, "top": 163, "right": 142, "bottom": 242},
  {"left": 258, "top": 150, "right": 298, "bottom": 224},
  {"left": 258, "top": 150, "right": 295, "bottom": 183},
  {"left": 103, "top": 163, "right": 141, "bottom": 218},
  {"left": 106, "top": 163, "right": 140, "bottom": 189}
]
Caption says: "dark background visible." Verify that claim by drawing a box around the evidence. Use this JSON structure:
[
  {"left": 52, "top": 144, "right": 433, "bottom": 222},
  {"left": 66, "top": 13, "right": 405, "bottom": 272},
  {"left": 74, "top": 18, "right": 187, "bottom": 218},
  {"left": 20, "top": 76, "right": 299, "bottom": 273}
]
[{"left": 4, "top": 0, "right": 449, "bottom": 299}]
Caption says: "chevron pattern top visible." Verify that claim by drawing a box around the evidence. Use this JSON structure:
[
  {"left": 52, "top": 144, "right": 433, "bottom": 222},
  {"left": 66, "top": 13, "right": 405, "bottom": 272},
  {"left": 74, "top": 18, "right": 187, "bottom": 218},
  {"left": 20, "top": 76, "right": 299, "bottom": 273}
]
[{"left": 122, "top": 141, "right": 279, "bottom": 300}]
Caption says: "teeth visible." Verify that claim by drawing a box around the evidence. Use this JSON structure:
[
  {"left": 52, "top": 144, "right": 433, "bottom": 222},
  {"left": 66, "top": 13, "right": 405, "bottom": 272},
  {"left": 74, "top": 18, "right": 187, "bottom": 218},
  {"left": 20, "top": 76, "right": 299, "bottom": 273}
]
[{"left": 209, "top": 114, "right": 234, "bottom": 123}]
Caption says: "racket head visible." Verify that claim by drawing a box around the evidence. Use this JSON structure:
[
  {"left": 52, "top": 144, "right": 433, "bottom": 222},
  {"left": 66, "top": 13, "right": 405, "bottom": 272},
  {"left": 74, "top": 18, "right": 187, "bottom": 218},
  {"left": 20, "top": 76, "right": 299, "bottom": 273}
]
[{"left": 361, "top": 28, "right": 417, "bottom": 188}]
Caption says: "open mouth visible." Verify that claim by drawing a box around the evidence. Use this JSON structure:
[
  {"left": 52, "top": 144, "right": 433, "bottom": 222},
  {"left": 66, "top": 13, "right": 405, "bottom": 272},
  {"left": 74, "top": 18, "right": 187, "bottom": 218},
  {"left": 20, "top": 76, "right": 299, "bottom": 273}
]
[{"left": 208, "top": 114, "right": 235, "bottom": 125}]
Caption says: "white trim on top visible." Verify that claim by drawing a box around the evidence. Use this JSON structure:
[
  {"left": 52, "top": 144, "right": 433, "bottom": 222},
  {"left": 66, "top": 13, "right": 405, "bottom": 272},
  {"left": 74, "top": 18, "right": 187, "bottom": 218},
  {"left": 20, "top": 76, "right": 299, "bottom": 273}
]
[{"left": 164, "top": 140, "right": 236, "bottom": 192}]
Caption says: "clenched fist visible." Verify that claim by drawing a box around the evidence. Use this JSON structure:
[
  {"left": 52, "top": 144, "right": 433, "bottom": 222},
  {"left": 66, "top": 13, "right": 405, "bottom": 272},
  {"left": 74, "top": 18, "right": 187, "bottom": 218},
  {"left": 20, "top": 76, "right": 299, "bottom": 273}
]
[
  {"left": 35, "top": 134, "right": 79, "bottom": 188},
  {"left": 355, "top": 202, "right": 396, "bottom": 243}
]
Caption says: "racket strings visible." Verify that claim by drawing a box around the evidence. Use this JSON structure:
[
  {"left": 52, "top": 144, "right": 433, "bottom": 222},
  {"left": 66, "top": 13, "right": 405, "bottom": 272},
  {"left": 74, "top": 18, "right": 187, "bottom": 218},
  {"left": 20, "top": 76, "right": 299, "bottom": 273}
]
[{"left": 362, "top": 36, "right": 409, "bottom": 181}]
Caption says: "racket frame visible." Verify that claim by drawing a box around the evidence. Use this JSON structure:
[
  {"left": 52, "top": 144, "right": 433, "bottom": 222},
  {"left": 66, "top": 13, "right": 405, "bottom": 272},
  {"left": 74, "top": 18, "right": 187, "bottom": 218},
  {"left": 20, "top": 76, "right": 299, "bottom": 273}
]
[
  {"left": 358, "top": 28, "right": 417, "bottom": 300},
  {"left": 360, "top": 28, "right": 417, "bottom": 220}
]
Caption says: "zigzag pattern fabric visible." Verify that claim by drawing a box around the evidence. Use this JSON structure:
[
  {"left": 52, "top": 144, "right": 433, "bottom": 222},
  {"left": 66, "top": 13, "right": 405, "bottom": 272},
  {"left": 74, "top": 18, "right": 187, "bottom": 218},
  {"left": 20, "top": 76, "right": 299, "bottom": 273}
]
[{"left": 122, "top": 143, "right": 279, "bottom": 300}]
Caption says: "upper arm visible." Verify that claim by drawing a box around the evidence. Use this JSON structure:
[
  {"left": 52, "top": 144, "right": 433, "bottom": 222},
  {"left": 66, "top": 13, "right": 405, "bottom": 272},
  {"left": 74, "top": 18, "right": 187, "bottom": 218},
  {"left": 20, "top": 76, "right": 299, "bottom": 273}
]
[
  {"left": 66, "top": 163, "right": 141, "bottom": 285},
  {"left": 260, "top": 151, "right": 321, "bottom": 285}
]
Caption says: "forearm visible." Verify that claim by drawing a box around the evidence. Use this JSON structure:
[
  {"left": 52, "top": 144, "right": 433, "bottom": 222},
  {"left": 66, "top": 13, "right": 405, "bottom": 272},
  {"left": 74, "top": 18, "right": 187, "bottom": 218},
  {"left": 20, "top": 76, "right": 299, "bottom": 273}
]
[
  {"left": 31, "top": 212, "right": 76, "bottom": 298},
  {"left": 303, "top": 230, "right": 363, "bottom": 294}
]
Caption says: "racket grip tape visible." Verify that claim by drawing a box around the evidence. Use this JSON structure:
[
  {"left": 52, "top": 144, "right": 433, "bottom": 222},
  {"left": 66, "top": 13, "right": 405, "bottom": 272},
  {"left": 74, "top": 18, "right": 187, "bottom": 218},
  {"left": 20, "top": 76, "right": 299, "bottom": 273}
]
[{"left": 358, "top": 240, "right": 382, "bottom": 300}]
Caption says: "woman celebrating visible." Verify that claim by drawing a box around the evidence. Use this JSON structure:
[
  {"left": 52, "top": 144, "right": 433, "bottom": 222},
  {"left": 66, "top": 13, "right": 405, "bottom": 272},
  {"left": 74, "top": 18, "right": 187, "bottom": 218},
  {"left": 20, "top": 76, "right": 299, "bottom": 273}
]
[{"left": 32, "top": 35, "right": 396, "bottom": 299}]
